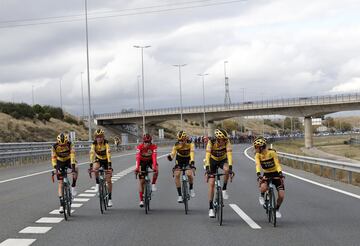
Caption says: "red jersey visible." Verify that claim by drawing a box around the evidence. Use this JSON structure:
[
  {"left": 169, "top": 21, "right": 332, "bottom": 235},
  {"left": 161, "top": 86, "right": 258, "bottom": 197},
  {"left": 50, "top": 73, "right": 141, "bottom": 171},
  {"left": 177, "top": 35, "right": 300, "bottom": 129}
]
[{"left": 136, "top": 143, "right": 157, "bottom": 170}]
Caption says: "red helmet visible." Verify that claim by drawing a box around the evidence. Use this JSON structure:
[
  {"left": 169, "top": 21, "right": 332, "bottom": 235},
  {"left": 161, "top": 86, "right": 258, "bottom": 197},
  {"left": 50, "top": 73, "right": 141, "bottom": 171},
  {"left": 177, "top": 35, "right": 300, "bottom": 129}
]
[{"left": 143, "top": 133, "right": 152, "bottom": 143}]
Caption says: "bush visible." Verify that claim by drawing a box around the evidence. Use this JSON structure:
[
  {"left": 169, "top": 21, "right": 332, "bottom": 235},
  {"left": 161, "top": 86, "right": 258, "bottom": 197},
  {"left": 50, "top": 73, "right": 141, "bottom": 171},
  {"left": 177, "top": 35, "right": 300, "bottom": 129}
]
[{"left": 64, "top": 115, "right": 79, "bottom": 125}]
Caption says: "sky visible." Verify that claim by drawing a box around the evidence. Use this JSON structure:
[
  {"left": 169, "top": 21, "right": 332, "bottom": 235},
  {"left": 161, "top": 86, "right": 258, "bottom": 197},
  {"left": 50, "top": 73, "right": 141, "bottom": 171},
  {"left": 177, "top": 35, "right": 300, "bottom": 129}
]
[{"left": 1, "top": 0, "right": 360, "bottom": 116}]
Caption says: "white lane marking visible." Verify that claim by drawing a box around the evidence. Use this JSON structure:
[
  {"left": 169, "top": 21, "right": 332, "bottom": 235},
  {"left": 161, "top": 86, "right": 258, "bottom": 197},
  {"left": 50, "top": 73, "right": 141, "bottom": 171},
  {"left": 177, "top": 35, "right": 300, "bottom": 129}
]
[
  {"left": 0, "top": 152, "right": 136, "bottom": 184},
  {"left": 85, "top": 189, "right": 97, "bottom": 193},
  {"left": 19, "top": 226, "right": 52, "bottom": 234},
  {"left": 91, "top": 186, "right": 96, "bottom": 189},
  {"left": 36, "top": 217, "right": 63, "bottom": 223},
  {"left": 49, "top": 209, "right": 75, "bottom": 215},
  {"left": 229, "top": 204, "right": 261, "bottom": 229},
  {"left": 78, "top": 193, "right": 96, "bottom": 197},
  {"left": 243, "top": 147, "right": 360, "bottom": 200},
  {"left": 71, "top": 203, "right": 83, "bottom": 208},
  {"left": 73, "top": 198, "right": 90, "bottom": 202},
  {"left": 0, "top": 239, "right": 36, "bottom": 246}
]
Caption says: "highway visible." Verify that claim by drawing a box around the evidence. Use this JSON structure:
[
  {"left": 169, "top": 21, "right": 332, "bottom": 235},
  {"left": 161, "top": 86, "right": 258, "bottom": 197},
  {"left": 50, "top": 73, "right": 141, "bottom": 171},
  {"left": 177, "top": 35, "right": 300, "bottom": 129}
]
[{"left": 0, "top": 145, "right": 359, "bottom": 246}]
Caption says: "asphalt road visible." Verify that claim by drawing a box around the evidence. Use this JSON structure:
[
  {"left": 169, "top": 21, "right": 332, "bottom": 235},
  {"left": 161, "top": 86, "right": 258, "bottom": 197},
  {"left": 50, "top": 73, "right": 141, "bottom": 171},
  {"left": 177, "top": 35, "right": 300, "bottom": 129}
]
[{"left": 0, "top": 145, "right": 359, "bottom": 246}]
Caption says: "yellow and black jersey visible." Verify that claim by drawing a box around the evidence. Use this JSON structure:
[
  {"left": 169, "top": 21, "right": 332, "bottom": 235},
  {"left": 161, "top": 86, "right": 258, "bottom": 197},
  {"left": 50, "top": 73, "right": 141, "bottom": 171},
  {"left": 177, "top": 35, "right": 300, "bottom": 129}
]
[
  {"left": 51, "top": 142, "right": 75, "bottom": 168},
  {"left": 169, "top": 140, "right": 194, "bottom": 162},
  {"left": 205, "top": 139, "right": 233, "bottom": 167},
  {"left": 90, "top": 140, "right": 111, "bottom": 163},
  {"left": 255, "top": 149, "right": 282, "bottom": 174}
]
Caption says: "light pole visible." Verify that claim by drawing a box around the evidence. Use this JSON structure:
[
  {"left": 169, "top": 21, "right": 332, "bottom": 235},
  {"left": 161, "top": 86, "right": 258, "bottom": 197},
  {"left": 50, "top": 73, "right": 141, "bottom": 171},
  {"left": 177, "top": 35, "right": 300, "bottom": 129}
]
[
  {"left": 137, "top": 75, "right": 141, "bottom": 113},
  {"left": 84, "top": 0, "right": 92, "bottom": 141},
  {"left": 134, "top": 45, "right": 151, "bottom": 135},
  {"left": 80, "top": 72, "right": 85, "bottom": 117},
  {"left": 198, "top": 73, "right": 209, "bottom": 136},
  {"left": 32, "top": 85, "right": 35, "bottom": 106},
  {"left": 59, "top": 78, "right": 63, "bottom": 110},
  {"left": 173, "top": 64, "right": 186, "bottom": 129}
]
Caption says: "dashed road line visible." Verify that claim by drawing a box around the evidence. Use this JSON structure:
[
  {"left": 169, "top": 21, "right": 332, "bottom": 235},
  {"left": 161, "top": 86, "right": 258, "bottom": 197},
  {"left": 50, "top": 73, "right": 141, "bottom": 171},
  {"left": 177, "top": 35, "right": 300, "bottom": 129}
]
[
  {"left": 78, "top": 193, "right": 96, "bottom": 197},
  {"left": 35, "top": 217, "right": 63, "bottom": 223},
  {"left": 19, "top": 226, "right": 52, "bottom": 234},
  {"left": 71, "top": 203, "right": 83, "bottom": 208},
  {"left": 49, "top": 209, "right": 75, "bottom": 215},
  {"left": 229, "top": 204, "right": 261, "bottom": 229},
  {"left": 73, "top": 198, "right": 90, "bottom": 202},
  {"left": 0, "top": 238, "right": 36, "bottom": 246}
]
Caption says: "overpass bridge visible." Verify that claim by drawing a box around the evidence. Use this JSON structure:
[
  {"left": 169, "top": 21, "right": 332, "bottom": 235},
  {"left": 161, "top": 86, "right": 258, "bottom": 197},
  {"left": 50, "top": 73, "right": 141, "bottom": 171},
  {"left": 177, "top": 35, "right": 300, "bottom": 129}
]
[{"left": 94, "top": 93, "right": 360, "bottom": 148}]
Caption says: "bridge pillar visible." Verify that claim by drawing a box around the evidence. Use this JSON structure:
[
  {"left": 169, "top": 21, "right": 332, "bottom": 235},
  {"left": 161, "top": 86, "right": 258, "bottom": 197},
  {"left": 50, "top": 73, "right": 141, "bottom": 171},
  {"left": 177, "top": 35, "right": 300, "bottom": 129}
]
[
  {"left": 208, "top": 121, "right": 215, "bottom": 137},
  {"left": 304, "top": 116, "right": 313, "bottom": 148}
]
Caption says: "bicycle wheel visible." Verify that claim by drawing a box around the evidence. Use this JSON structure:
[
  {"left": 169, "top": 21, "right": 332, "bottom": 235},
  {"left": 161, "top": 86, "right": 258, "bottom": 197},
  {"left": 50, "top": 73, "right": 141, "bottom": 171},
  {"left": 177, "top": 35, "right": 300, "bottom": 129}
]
[
  {"left": 66, "top": 186, "right": 72, "bottom": 217},
  {"left": 103, "top": 183, "right": 108, "bottom": 211},
  {"left": 218, "top": 188, "right": 223, "bottom": 226},
  {"left": 144, "top": 181, "right": 149, "bottom": 214},
  {"left": 182, "top": 180, "right": 188, "bottom": 214},
  {"left": 268, "top": 190, "right": 272, "bottom": 223},
  {"left": 62, "top": 184, "right": 68, "bottom": 221},
  {"left": 99, "top": 181, "right": 104, "bottom": 214},
  {"left": 147, "top": 182, "right": 151, "bottom": 211},
  {"left": 270, "top": 188, "right": 277, "bottom": 227}
]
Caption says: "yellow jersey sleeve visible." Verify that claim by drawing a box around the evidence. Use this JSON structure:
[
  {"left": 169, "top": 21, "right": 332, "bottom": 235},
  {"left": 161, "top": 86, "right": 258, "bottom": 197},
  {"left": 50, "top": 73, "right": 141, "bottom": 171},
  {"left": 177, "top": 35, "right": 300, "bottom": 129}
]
[
  {"left": 51, "top": 146, "right": 57, "bottom": 168},
  {"left": 190, "top": 142, "right": 195, "bottom": 162},
  {"left": 170, "top": 144, "right": 177, "bottom": 159},
  {"left": 90, "top": 143, "right": 95, "bottom": 163},
  {"left": 255, "top": 152, "right": 261, "bottom": 173},
  {"left": 106, "top": 143, "right": 112, "bottom": 163},
  {"left": 226, "top": 141, "right": 233, "bottom": 166},
  {"left": 70, "top": 143, "right": 76, "bottom": 165},
  {"left": 205, "top": 141, "right": 212, "bottom": 167}
]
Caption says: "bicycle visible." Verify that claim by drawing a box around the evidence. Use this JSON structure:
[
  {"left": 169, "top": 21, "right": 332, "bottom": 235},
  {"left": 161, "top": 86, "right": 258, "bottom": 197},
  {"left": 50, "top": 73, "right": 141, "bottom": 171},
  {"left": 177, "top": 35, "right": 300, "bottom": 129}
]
[
  {"left": 52, "top": 167, "right": 72, "bottom": 221},
  {"left": 261, "top": 176, "right": 277, "bottom": 227},
  {"left": 173, "top": 166, "right": 196, "bottom": 214},
  {"left": 89, "top": 166, "right": 110, "bottom": 214},
  {"left": 136, "top": 168, "right": 154, "bottom": 214}
]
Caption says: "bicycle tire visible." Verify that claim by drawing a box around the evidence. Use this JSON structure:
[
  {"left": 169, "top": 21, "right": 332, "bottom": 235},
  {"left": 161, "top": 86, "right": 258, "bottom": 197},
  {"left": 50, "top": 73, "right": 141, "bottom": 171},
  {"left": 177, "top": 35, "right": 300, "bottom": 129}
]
[
  {"left": 144, "top": 181, "right": 149, "bottom": 214},
  {"left": 103, "top": 182, "right": 108, "bottom": 211},
  {"left": 66, "top": 185, "right": 72, "bottom": 217},
  {"left": 218, "top": 187, "right": 223, "bottom": 226},
  {"left": 99, "top": 181, "right": 104, "bottom": 214},
  {"left": 182, "top": 180, "right": 188, "bottom": 214},
  {"left": 147, "top": 182, "right": 151, "bottom": 211},
  {"left": 268, "top": 190, "right": 272, "bottom": 223},
  {"left": 62, "top": 184, "right": 68, "bottom": 221},
  {"left": 270, "top": 188, "right": 277, "bottom": 227}
]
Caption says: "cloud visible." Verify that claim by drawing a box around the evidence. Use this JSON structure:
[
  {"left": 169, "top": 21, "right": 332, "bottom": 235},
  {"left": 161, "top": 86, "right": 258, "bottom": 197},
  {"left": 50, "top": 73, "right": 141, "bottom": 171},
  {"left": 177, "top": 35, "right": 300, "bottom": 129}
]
[{"left": 330, "top": 78, "right": 360, "bottom": 93}]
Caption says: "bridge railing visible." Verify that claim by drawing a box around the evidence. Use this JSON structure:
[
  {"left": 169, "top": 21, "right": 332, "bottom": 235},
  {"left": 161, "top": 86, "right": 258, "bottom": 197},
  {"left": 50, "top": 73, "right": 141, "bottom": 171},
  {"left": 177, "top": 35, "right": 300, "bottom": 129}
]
[
  {"left": 278, "top": 152, "right": 360, "bottom": 185},
  {"left": 94, "top": 93, "right": 360, "bottom": 120}
]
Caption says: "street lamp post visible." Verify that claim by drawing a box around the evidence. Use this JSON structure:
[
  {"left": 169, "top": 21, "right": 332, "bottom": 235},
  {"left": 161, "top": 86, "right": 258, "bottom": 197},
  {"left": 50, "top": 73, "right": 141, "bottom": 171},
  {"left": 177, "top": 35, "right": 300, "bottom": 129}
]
[
  {"left": 137, "top": 75, "right": 141, "bottom": 113},
  {"left": 80, "top": 72, "right": 85, "bottom": 117},
  {"left": 173, "top": 64, "right": 186, "bottom": 129},
  {"left": 84, "top": 0, "right": 92, "bottom": 141},
  {"left": 134, "top": 45, "right": 151, "bottom": 135},
  {"left": 198, "top": 73, "right": 209, "bottom": 136}
]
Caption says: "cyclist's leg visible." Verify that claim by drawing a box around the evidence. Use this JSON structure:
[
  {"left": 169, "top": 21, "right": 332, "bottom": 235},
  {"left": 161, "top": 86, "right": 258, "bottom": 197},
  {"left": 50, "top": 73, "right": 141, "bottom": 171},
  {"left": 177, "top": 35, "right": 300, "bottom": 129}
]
[
  {"left": 275, "top": 178, "right": 285, "bottom": 209},
  {"left": 138, "top": 161, "right": 146, "bottom": 202},
  {"left": 208, "top": 158, "right": 216, "bottom": 210},
  {"left": 70, "top": 162, "right": 78, "bottom": 188},
  {"left": 174, "top": 159, "right": 182, "bottom": 196},
  {"left": 221, "top": 161, "right": 229, "bottom": 191},
  {"left": 151, "top": 162, "right": 158, "bottom": 185},
  {"left": 93, "top": 160, "right": 101, "bottom": 184}
]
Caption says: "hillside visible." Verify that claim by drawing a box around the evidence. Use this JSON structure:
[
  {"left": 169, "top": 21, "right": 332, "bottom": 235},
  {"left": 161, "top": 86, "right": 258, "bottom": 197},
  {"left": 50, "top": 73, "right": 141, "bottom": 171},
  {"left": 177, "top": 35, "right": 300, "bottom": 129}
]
[{"left": 0, "top": 112, "right": 88, "bottom": 142}]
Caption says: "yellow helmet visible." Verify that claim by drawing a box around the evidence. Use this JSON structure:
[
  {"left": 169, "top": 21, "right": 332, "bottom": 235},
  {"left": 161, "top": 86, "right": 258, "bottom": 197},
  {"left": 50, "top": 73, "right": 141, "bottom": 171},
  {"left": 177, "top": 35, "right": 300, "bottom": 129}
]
[
  {"left": 57, "top": 133, "right": 69, "bottom": 144},
  {"left": 94, "top": 128, "right": 105, "bottom": 137},
  {"left": 253, "top": 137, "right": 267, "bottom": 148},
  {"left": 214, "top": 129, "right": 228, "bottom": 139},
  {"left": 177, "top": 130, "right": 188, "bottom": 141}
]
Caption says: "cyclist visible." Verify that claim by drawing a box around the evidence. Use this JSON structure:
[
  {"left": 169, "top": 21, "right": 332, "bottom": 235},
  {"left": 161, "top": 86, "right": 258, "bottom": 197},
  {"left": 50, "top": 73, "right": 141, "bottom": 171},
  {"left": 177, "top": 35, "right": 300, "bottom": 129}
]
[
  {"left": 167, "top": 130, "right": 196, "bottom": 203},
  {"left": 205, "top": 129, "right": 233, "bottom": 218},
  {"left": 135, "top": 134, "right": 159, "bottom": 207},
  {"left": 254, "top": 137, "right": 285, "bottom": 218},
  {"left": 90, "top": 128, "right": 113, "bottom": 207},
  {"left": 51, "top": 133, "right": 78, "bottom": 213}
]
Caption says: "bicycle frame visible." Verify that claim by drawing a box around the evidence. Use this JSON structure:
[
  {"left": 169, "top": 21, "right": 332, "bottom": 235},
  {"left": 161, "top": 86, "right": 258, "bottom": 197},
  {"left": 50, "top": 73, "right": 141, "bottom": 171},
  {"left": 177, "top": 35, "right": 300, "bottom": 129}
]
[
  {"left": 263, "top": 177, "right": 277, "bottom": 227},
  {"left": 53, "top": 167, "right": 72, "bottom": 220},
  {"left": 136, "top": 168, "right": 154, "bottom": 214}
]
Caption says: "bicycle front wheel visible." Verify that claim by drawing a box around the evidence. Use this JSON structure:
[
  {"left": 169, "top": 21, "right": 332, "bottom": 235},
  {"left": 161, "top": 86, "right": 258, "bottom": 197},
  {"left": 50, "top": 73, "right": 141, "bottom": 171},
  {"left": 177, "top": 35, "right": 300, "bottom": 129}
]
[
  {"left": 218, "top": 188, "right": 223, "bottom": 226},
  {"left": 99, "top": 181, "right": 104, "bottom": 214},
  {"left": 103, "top": 183, "right": 108, "bottom": 211},
  {"left": 65, "top": 186, "right": 72, "bottom": 217},
  {"left": 144, "top": 182, "right": 149, "bottom": 214},
  {"left": 62, "top": 184, "right": 68, "bottom": 221},
  {"left": 270, "top": 188, "right": 277, "bottom": 227},
  {"left": 182, "top": 180, "right": 189, "bottom": 214}
]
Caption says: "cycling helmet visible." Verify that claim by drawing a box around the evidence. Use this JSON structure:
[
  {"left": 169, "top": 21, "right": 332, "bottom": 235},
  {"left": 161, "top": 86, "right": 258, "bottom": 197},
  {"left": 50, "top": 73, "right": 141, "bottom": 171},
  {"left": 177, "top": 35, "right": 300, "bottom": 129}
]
[
  {"left": 57, "top": 133, "right": 69, "bottom": 145},
  {"left": 143, "top": 133, "right": 152, "bottom": 142},
  {"left": 94, "top": 128, "right": 105, "bottom": 137},
  {"left": 214, "top": 129, "right": 228, "bottom": 139},
  {"left": 253, "top": 137, "right": 267, "bottom": 148},
  {"left": 177, "top": 130, "right": 188, "bottom": 141}
]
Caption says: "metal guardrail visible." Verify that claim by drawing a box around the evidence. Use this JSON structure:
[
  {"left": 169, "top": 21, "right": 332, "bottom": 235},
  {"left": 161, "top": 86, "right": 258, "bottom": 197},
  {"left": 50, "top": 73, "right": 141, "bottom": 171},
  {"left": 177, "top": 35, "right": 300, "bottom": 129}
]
[
  {"left": 278, "top": 152, "right": 360, "bottom": 184},
  {"left": 93, "top": 93, "right": 360, "bottom": 120}
]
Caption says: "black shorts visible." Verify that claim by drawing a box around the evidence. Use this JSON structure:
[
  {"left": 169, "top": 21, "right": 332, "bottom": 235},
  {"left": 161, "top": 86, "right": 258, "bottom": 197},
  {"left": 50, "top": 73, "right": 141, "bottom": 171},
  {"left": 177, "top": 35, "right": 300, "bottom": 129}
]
[
  {"left": 209, "top": 158, "right": 228, "bottom": 174},
  {"left": 138, "top": 160, "right": 157, "bottom": 178},
  {"left": 175, "top": 156, "right": 190, "bottom": 169},
  {"left": 95, "top": 158, "right": 109, "bottom": 170},
  {"left": 56, "top": 160, "right": 73, "bottom": 180},
  {"left": 263, "top": 172, "right": 285, "bottom": 191}
]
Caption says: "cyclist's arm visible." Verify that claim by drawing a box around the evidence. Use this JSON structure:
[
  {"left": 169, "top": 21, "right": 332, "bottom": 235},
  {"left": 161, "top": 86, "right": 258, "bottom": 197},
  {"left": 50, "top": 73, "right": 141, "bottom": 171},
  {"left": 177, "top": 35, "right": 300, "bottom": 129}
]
[
  {"left": 169, "top": 144, "right": 177, "bottom": 159},
  {"left": 255, "top": 153, "right": 261, "bottom": 175},
  {"left": 273, "top": 151, "right": 282, "bottom": 173},
  {"left": 205, "top": 141, "right": 212, "bottom": 168},
  {"left": 51, "top": 146, "right": 57, "bottom": 168},
  {"left": 89, "top": 143, "right": 95, "bottom": 163},
  {"left": 190, "top": 142, "right": 195, "bottom": 163},
  {"left": 135, "top": 146, "right": 141, "bottom": 170},
  {"left": 105, "top": 142, "right": 112, "bottom": 164},
  {"left": 151, "top": 145, "right": 157, "bottom": 169},
  {"left": 226, "top": 141, "right": 233, "bottom": 167},
  {"left": 70, "top": 142, "right": 76, "bottom": 165}
]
